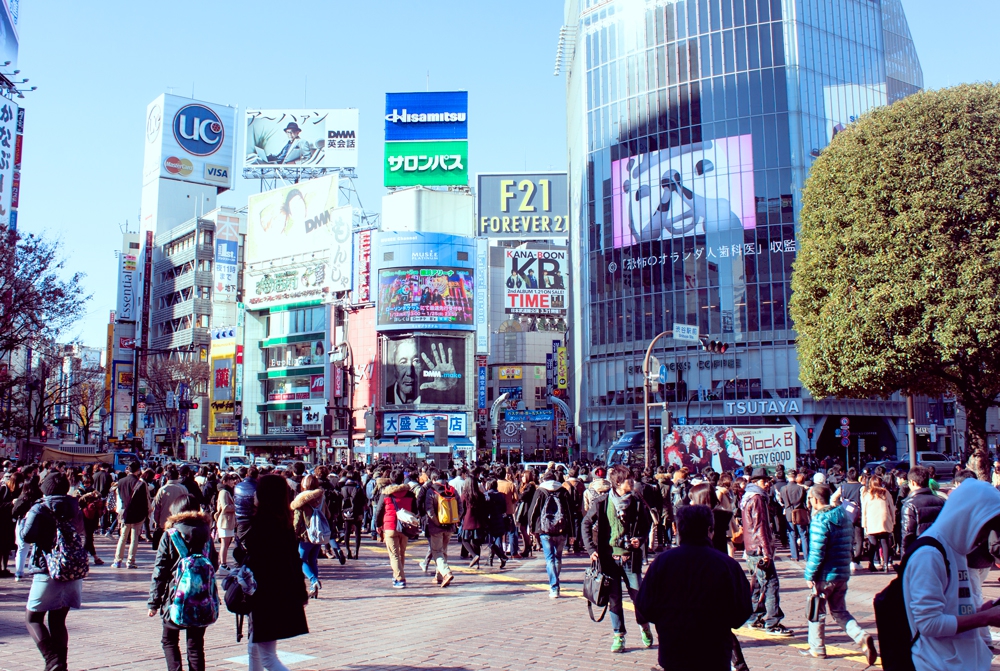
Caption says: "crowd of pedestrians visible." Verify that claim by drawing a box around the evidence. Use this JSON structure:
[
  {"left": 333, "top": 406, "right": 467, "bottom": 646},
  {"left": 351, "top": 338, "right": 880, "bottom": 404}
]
[{"left": 3, "top": 454, "right": 1000, "bottom": 670}]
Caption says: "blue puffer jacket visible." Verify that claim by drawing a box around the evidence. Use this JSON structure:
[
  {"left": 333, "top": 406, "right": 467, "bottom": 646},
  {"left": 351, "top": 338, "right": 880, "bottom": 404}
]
[{"left": 804, "top": 504, "right": 853, "bottom": 583}]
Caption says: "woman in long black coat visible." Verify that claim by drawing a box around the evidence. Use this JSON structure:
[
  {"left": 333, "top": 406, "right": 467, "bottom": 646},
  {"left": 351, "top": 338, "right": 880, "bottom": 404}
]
[{"left": 242, "top": 474, "right": 308, "bottom": 671}]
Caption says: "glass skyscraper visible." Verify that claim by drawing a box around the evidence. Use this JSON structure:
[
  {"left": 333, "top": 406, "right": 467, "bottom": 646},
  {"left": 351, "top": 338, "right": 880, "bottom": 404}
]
[{"left": 563, "top": 0, "right": 924, "bottom": 457}]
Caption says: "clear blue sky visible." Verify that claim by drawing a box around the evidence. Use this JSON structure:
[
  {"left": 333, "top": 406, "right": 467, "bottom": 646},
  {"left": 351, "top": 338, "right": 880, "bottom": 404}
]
[{"left": 14, "top": 0, "right": 998, "bottom": 349}]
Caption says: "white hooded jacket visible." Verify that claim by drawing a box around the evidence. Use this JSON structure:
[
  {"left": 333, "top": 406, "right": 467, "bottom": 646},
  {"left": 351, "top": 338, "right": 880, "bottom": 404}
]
[{"left": 904, "top": 479, "right": 1000, "bottom": 671}]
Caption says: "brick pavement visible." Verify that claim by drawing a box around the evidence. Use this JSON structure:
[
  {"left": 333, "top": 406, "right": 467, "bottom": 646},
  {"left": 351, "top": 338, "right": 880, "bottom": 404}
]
[{"left": 3, "top": 533, "right": 1000, "bottom": 670}]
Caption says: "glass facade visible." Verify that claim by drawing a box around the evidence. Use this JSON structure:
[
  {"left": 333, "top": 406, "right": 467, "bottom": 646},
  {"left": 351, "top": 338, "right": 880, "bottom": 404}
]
[{"left": 566, "top": 0, "right": 921, "bottom": 454}]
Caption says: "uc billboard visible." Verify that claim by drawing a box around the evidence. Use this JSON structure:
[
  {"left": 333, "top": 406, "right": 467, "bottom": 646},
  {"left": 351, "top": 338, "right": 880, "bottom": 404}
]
[{"left": 143, "top": 94, "right": 237, "bottom": 191}]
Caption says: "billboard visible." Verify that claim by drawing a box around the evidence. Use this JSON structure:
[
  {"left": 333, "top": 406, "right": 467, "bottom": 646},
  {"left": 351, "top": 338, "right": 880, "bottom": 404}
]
[
  {"left": 382, "top": 334, "right": 470, "bottom": 409},
  {"left": 477, "top": 173, "right": 569, "bottom": 239},
  {"left": 661, "top": 425, "right": 796, "bottom": 473},
  {"left": 143, "top": 94, "right": 237, "bottom": 190},
  {"left": 384, "top": 139, "right": 467, "bottom": 187},
  {"left": 503, "top": 248, "right": 567, "bottom": 316},
  {"left": 244, "top": 108, "right": 359, "bottom": 169},
  {"left": 610, "top": 135, "right": 755, "bottom": 247},
  {"left": 116, "top": 254, "right": 138, "bottom": 322},
  {"left": 385, "top": 91, "right": 468, "bottom": 141},
  {"left": 382, "top": 412, "right": 467, "bottom": 437},
  {"left": 0, "top": 0, "right": 18, "bottom": 70},
  {"left": 352, "top": 229, "right": 373, "bottom": 305},
  {"left": 214, "top": 213, "right": 239, "bottom": 302},
  {"left": 376, "top": 267, "right": 474, "bottom": 327},
  {"left": 246, "top": 175, "right": 352, "bottom": 309},
  {"left": 0, "top": 98, "right": 17, "bottom": 230}
]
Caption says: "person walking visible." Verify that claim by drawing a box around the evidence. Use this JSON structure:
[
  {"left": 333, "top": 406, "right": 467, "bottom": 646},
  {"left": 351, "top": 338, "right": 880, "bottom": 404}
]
[
  {"left": 528, "top": 471, "right": 573, "bottom": 598},
  {"left": 582, "top": 464, "right": 654, "bottom": 653},
  {"left": 831, "top": 467, "right": 865, "bottom": 572},
  {"left": 781, "top": 472, "right": 811, "bottom": 562},
  {"left": 374, "top": 469, "right": 417, "bottom": 589},
  {"left": 496, "top": 468, "right": 519, "bottom": 557},
  {"left": 152, "top": 468, "right": 188, "bottom": 551},
  {"left": 240, "top": 474, "right": 309, "bottom": 671},
  {"left": 861, "top": 474, "right": 896, "bottom": 572},
  {"left": 418, "top": 469, "right": 457, "bottom": 587},
  {"left": 114, "top": 461, "right": 149, "bottom": 569},
  {"left": 22, "top": 472, "right": 88, "bottom": 671},
  {"left": 77, "top": 489, "right": 106, "bottom": 566},
  {"left": 483, "top": 479, "right": 509, "bottom": 568},
  {"left": 12, "top": 473, "right": 42, "bottom": 580},
  {"left": 637, "top": 505, "right": 752, "bottom": 671},
  {"left": 147, "top": 495, "right": 219, "bottom": 671},
  {"left": 900, "top": 465, "right": 945, "bottom": 555},
  {"left": 515, "top": 470, "right": 537, "bottom": 558},
  {"left": 741, "top": 468, "right": 793, "bottom": 636},
  {"left": 0, "top": 471, "right": 21, "bottom": 576},
  {"left": 339, "top": 470, "right": 366, "bottom": 559},
  {"left": 459, "top": 475, "right": 488, "bottom": 568},
  {"left": 802, "top": 483, "right": 878, "bottom": 663},
  {"left": 291, "top": 475, "right": 326, "bottom": 599},
  {"left": 215, "top": 473, "right": 238, "bottom": 571}
]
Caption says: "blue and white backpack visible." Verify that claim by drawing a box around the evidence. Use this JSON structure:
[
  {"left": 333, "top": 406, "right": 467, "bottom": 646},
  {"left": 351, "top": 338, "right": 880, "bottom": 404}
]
[{"left": 166, "top": 529, "right": 219, "bottom": 628}]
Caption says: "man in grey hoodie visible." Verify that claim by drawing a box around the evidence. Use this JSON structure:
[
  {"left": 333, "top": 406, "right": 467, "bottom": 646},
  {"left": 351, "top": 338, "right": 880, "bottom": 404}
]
[{"left": 528, "top": 471, "right": 573, "bottom": 598}]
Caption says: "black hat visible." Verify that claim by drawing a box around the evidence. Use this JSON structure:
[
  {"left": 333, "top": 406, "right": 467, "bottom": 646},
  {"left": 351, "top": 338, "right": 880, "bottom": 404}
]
[
  {"left": 40, "top": 472, "right": 69, "bottom": 496},
  {"left": 750, "top": 467, "right": 770, "bottom": 481},
  {"left": 283, "top": 122, "right": 301, "bottom": 133}
]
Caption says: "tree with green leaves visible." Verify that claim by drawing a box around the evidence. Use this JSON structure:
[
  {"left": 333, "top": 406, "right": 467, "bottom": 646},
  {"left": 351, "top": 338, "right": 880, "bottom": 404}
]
[{"left": 790, "top": 83, "right": 1000, "bottom": 479}]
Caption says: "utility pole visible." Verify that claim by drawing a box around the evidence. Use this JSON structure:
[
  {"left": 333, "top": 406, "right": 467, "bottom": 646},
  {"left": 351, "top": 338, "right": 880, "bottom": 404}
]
[{"left": 643, "top": 331, "right": 673, "bottom": 470}]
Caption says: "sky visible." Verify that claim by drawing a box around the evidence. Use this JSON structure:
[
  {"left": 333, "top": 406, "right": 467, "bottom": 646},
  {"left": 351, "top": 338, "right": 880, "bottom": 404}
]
[{"left": 13, "top": 0, "right": 999, "bottom": 350}]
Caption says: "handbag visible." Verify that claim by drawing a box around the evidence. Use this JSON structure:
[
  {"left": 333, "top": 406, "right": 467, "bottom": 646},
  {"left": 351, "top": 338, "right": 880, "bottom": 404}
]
[
  {"left": 790, "top": 507, "right": 810, "bottom": 526},
  {"left": 582, "top": 560, "right": 613, "bottom": 622},
  {"left": 807, "top": 590, "right": 826, "bottom": 622}
]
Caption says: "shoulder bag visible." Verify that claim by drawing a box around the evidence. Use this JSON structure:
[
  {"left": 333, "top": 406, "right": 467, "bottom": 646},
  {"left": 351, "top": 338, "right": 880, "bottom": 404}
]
[{"left": 582, "top": 560, "right": 613, "bottom": 622}]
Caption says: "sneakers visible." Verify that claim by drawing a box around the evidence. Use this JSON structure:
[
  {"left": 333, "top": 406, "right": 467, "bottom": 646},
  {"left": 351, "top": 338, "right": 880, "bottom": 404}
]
[
  {"left": 392, "top": 580, "right": 406, "bottom": 589},
  {"left": 336, "top": 549, "right": 347, "bottom": 565},
  {"left": 850, "top": 562, "right": 859, "bottom": 574},
  {"left": 640, "top": 626, "right": 654, "bottom": 648},
  {"left": 126, "top": 562, "right": 138, "bottom": 569},
  {"left": 862, "top": 633, "right": 878, "bottom": 666},
  {"left": 440, "top": 573, "right": 454, "bottom": 588},
  {"left": 749, "top": 616, "right": 766, "bottom": 629},
  {"left": 418, "top": 559, "right": 429, "bottom": 575},
  {"left": 611, "top": 634, "right": 625, "bottom": 653},
  {"left": 548, "top": 588, "right": 559, "bottom": 599},
  {"left": 765, "top": 624, "right": 794, "bottom": 637},
  {"left": 111, "top": 560, "right": 123, "bottom": 569},
  {"left": 799, "top": 649, "right": 826, "bottom": 659}
]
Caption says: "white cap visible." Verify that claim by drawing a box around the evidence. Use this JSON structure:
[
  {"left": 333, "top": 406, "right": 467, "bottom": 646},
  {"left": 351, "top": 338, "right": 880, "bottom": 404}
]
[{"left": 813, "top": 472, "right": 826, "bottom": 485}]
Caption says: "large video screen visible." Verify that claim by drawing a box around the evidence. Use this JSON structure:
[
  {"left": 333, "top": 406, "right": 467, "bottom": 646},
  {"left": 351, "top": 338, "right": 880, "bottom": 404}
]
[
  {"left": 610, "top": 135, "right": 755, "bottom": 248},
  {"left": 377, "top": 267, "right": 474, "bottom": 327},
  {"left": 383, "top": 334, "right": 469, "bottom": 408}
]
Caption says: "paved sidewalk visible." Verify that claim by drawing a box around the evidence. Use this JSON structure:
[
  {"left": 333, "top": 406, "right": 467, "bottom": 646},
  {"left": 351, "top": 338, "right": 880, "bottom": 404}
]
[{"left": 3, "top": 533, "right": 1000, "bottom": 670}]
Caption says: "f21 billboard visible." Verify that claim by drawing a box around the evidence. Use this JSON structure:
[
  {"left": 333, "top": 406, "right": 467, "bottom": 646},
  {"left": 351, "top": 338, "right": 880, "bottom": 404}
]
[
  {"left": 143, "top": 94, "right": 237, "bottom": 191},
  {"left": 478, "top": 173, "right": 569, "bottom": 240},
  {"left": 382, "top": 334, "right": 471, "bottom": 410},
  {"left": 504, "top": 249, "right": 567, "bottom": 316}
]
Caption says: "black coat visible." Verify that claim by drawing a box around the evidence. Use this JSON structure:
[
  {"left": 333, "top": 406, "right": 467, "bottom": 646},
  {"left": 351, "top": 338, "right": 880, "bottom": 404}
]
[
  {"left": 582, "top": 492, "right": 652, "bottom": 574},
  {"left": 637, "top": 542, "right": 752, "bottom": 671},
  {"left": 339, "top": 479, "right": 366, "bottom": 520},
  {"left": 147, "top": 511, "right": 218, "bottom": 623},
  {"left": 243, "top": 516, "right": 309, "bottom": 643},
  {"left": 900, "top": 487, "right": 945, "bottom": 555}
]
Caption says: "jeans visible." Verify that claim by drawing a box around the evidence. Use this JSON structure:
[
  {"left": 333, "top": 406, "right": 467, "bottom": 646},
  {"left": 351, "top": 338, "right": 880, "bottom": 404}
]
[
  {"left": 298, "top": 541, "right": 321, "bottom": 585},
  {"left": 850, "top": 523, "right": 863, "bottom": 562},
  {"left": 505, "top": 516, "right": 519, "bottom": 556},
  {"left": 607, "top": 556, "right": 647, "bottom": 635},
  {"left": 384, "top": 529, "right": 408, "bottom": 582},
  {"left": 162, "top": 623, "right": 205, "bottom": 671},
  {"left": 248, "top": 640, "right": 290, "bottom": 671},
  {"left": 787, "top": 524, "right": 810, "bottom": 561},
  {"left": 428, "top": 530, "right": 452, "bottom": 578},
  {"left": 807, "top": 579, "right": 867, "bottom": 656},
  {"left": 115, "top": 521, "right": 143, "bottom": 564},
  {"left": 745, "top": 553, "right": 783, "bottom": 628},
  {"left": 14, "top": 518, "right": 30, "bottom": 576},
  {"left": 539, "top": 534, "right": 566, "bottom": 590}
]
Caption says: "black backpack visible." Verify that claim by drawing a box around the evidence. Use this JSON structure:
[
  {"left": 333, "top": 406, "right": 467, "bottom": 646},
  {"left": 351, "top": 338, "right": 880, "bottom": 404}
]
[
  {"left": 539, "top": 489, "right": 568, "bottom": 536},
  {"left": 873, "top": 536, "right": 950, "bottom": 671}
]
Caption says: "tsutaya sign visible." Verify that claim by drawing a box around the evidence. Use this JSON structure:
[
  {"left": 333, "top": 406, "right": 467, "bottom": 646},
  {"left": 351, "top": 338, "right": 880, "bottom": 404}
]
[{"left": 725, "top": 399, "right": 802, "bottom": 416}]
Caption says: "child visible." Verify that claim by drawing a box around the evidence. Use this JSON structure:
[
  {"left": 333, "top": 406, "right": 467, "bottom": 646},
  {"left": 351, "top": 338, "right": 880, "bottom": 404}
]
[{"left": 147, "top": 495, "right": 219, "bottom": 671}]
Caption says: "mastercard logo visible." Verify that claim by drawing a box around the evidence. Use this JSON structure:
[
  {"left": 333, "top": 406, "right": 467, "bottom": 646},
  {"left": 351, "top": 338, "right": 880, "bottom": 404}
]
[{"left": 164, "top": 156, "right": 193, "bottom": 177}]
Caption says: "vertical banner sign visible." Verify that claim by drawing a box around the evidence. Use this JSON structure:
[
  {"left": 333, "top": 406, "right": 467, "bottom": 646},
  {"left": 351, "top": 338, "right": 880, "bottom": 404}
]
[
  {"left": 0, "top": 99, "right": 18, "bottom": 230},
  {"left": 214, "top": 214, "right": 239, "bottom": 302},
  {"left": 353, "top": 229, "right": 372, "bottom": 304},
  {"left": 475, "top": 237, "right": 488, "bottom": 353},
  {"left": 104, "top": 323, "right": 114, "bottom": 413},
  {"left": 333, "top": 367, "right": 344, "bottom": 398},
  {"left": 10, "top": 107, "right": 22, "bottom": 231},
  {"left": 478, "top": 366, "right": 487, "bottom": 409},
  {"left": 116, "top": 254, "right": 138, "bottom": 321},
  {"left": 557, "top": 346, "right": 568, "bottom": 389},
  {"left": 234, "top": 345, "right": 244, "bottom": 403}
]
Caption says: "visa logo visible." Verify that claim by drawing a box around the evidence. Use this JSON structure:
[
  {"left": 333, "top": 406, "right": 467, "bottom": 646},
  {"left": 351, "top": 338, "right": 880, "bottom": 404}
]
[{"left": 204, "top": 163, "right": 230, "bottom": 183}]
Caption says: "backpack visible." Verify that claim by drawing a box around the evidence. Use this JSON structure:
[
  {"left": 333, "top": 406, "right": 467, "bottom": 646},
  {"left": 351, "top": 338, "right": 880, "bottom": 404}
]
[
  {"left": 44, "top": 513, "right": 90, "bottom": 582},
  {"left": 166, "top": 529, "right": 219, "bottom": 629},
  {"left": 538, "top": 489, "right": 568, "bottom": 536},
  {"left": 435, "top": 487, "right": 459, "bottom": 526},
  {"left": 388, "top": 496, "right": 421, "bottom": 540},
  {"left": 306, "top": 505, "right": 332, "bottom": 545},
  {"left": 841, "top": 498, "right": 861, "bottom": 525},
  {"left": 873, "top": 536, "right": 949, "bottom": 671},
  {"left": 81, "top": 497, "right": 106, "bottom": 521}
]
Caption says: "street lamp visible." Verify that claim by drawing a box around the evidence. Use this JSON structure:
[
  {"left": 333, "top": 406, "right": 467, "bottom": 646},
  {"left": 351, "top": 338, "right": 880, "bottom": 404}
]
[{"left": 642, "top": 331, "right": 674, "bottom": 470}]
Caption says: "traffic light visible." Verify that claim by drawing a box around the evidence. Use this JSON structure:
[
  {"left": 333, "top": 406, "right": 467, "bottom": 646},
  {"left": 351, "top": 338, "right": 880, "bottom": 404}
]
[
  {"left": 323, "top": 415, "right": 334, "bottom": 436},
  {"left": 178, "top": 400, "right": 199, "bottom": 410},
  {"left": 808, "top": 427, "right": 814, "bottom": 441},
  {"left": 40, "top": 429, "right": 46, "bottom": 439},
  {"left": 703, "top": 340, "right": 728, "bottom": 354}
]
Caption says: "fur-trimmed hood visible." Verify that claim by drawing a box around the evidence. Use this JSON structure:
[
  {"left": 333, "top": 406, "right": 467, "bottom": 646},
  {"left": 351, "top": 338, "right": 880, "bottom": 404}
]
[
  {"left": 382, "top": 483, "right": 409, "bottom": 497},
  {"left": 654, "top": 473, "right": 671, "bottom": 483},
  {"left": 164, "top": 510, "right": 211, "bottom": 530},
  {"left": 588, "top": 478, "right": 611, "bottom": 494},
  {"left": 291, "top": 488, "right": 324, "bottom": 510}
]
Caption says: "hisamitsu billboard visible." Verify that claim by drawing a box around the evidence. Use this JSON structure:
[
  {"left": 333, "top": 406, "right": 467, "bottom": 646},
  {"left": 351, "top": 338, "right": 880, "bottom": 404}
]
[{"left": 385, "top": 91, "right": 468, "bottom": 141}]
